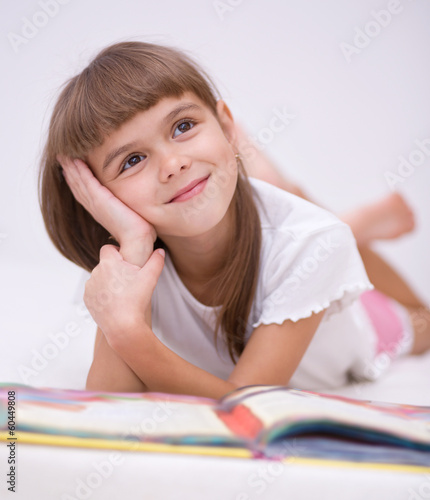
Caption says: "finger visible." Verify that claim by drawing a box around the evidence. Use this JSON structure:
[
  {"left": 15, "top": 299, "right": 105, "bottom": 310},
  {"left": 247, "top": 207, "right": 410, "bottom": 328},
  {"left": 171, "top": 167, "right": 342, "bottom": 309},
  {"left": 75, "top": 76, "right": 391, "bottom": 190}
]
[
  {"left": 73, "top": 159, "right": 127, "bottom": 220},
  {"left": 57, "top": 155, "right": 79, "bottom": 181},
  {"left": 62, "top": 157, "right": 99, "bottom": 200},
  {"left": 57, "top": 154, "right": 72, "bottom": 170},
  {"left": 72, "top": 159, "right": 105, "bottom": 205},
  {"left": 62, "top": 157, "right": 113, "bottom": 224},
  {"left": 137, "top": 248, "right": 165, "bottom": 292},
  {"left": 61, "top": 156, "right": 159, "bottom": 268},
  {"left": 57, "top": 156, "right": 89, "bottom": 205},
  {"left": 57, "top": 155, "right": 74, "bottom": 184},
  {"left": 99, "top": 244, "right": 123, "bottom": 262},
  {"left": 74, "top": 158, "right": 100, "bottom": 187}
]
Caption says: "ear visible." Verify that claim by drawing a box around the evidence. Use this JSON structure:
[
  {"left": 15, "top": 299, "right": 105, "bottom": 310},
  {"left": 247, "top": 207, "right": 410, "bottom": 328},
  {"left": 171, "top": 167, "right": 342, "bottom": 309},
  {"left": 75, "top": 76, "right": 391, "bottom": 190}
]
[{"left": 216, "top": 99, "right": 238, "bottom": 149}]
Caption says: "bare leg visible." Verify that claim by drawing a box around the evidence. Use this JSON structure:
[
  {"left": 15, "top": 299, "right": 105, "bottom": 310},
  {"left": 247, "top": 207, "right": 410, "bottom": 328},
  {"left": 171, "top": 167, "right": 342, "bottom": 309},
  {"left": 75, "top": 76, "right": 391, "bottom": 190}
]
[
  {"left": 356, "top": 246, "right": 425, "bottom": 308},
  {"left": 342, "top": 193, "right": 415, "bottom": 247},
  {"left": 236, "top": 124, "right": 309, "bottom": 199},
  {"left": 236, "top": 123, "right": 430, "bottom": 354},
  {"left": 407, "top": 306, "right": 430, "bottom": 354},
  {"left": 236, "top": 124, "right": 415, "bottom": 245},
  {"left": 357, "top": 247, "right": 430, "bottom": 355}
]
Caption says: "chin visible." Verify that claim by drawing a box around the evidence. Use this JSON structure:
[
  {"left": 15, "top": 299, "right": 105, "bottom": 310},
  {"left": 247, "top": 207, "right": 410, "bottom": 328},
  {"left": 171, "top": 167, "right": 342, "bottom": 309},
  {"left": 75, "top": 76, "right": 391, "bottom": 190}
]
[
  {"left": 166, "top": 219, "right": 222, "bottom": 238},
  {"left": 159, "top": 203, "right": 230, "bottom": 239}
]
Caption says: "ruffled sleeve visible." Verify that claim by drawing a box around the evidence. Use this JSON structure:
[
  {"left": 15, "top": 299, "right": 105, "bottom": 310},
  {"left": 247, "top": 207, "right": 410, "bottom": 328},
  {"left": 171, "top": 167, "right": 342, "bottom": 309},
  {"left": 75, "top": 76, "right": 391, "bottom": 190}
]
[{"left": 252, "top": 219, "right": 373, "bottom": 328}]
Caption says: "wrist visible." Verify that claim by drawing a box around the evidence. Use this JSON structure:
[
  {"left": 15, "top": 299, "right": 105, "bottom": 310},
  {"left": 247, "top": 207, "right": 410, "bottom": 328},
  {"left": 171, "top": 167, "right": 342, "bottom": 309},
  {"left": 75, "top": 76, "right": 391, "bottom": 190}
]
[
  {"left": 119, "top": 236, "right": 154, "bottom": 267},
  {"left": 105, "top": 316, "right": 152, "bottom": 353}
]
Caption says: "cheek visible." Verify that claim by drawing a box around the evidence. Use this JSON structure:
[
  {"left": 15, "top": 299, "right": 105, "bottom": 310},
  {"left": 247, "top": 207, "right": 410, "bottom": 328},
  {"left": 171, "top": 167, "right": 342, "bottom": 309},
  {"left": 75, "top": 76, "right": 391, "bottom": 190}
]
[
  {"left": 112, "top": 181, "right": 152, "bottom": 216},
  {"left": 197, "top": 125, "right": 233, "bottom": 159},
  {"left": 211, "top": 143, "right": 238, "bottom": 190}
]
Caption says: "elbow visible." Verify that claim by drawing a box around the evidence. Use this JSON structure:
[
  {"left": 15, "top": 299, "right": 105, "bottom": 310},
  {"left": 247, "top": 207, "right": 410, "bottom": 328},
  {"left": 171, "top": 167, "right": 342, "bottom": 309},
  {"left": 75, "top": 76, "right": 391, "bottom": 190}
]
[{"left": 85, "top": 366, "right": 100, "bottom": 391}]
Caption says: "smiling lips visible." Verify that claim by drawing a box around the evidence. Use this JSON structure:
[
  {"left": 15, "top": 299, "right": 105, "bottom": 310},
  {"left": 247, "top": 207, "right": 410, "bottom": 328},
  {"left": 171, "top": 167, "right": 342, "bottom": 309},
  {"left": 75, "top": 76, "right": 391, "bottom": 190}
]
[{"left": 168, "top": 176, "right": 209, "bottom": 203}]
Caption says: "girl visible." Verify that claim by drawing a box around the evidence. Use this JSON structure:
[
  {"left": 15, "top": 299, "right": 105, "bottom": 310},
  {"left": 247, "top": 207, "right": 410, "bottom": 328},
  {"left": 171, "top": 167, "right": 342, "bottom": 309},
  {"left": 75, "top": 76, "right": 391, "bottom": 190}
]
[{"left": 40, "top": 42, "right": 430, "bottom": 398}]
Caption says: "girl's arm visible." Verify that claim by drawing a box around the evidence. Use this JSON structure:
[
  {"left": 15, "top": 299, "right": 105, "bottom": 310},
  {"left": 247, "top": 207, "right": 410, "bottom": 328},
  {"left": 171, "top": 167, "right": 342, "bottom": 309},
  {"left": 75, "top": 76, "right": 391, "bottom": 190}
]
[
  {"left": 110, "top": 310, "right": 325, "bottom": 399},
  {"left": 86, "top": 328, "right": 147, "bottom": 392},
  {"left": 62, "top": 157, "right": 325, "bottom": 397},
  {"left": 85, "top": 243, "right": 325, "bottom": 399},
  {"left": 60, "top": 157, "right": 156, "bottom": 392}
]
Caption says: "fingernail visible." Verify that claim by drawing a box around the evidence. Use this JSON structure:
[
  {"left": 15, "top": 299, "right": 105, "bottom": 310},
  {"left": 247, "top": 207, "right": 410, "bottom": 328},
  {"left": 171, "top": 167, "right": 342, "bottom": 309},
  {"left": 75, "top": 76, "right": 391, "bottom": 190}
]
[{"left": 157, "top": 248, "right": 165, "bottom": 258}]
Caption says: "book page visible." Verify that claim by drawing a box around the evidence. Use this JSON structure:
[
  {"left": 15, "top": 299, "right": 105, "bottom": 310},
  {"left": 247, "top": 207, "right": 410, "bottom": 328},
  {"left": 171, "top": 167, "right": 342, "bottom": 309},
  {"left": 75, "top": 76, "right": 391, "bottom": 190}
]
[
  {"left": 1, "top": 386, "right": 239, "bottom": 445},
  {"left": 232, "top": 387, "right": 430, "bottom": 445}
]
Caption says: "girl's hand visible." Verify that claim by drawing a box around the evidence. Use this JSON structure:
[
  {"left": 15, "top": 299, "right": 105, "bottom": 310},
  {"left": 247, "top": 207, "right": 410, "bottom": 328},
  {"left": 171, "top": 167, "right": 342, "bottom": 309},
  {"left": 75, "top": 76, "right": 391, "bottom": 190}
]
[
  {"left": 58, "top": 156, "right": 156, "bottom": 267},
  {"left": 84, "top": 244, "right": 165, "bottom": 348}
]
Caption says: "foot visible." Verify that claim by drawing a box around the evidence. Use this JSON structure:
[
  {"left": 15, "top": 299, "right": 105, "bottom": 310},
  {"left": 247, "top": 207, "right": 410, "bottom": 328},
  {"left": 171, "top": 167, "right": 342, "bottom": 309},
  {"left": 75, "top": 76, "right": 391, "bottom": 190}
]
[{"left": 343, "top": 192, "right": 415, "bottom": 246}]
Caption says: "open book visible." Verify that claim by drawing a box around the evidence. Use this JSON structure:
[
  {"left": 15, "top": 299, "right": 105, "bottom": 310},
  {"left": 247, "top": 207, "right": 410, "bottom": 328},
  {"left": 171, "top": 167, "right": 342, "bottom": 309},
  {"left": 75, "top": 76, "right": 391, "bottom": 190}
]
[{"left": 1, "top": 384, "right": 430, "bottom": 471}]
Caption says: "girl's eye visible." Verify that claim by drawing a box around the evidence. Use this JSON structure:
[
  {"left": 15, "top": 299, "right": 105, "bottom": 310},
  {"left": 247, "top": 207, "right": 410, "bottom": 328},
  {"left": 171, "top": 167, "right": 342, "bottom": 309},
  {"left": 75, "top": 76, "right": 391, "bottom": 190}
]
[
  {"left": 173, "top": 120, "right": 194, "bottom": 138},
  {"left": 122, "top": 154, "right": 146, "bottom": 172}
]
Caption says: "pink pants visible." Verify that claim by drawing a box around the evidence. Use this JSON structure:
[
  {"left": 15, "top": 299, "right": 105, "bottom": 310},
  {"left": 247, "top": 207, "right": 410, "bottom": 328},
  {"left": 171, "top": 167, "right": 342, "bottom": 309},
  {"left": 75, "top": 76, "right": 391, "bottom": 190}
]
[{"left": 359, "top": 289, "right": 413, "bottom": 359}]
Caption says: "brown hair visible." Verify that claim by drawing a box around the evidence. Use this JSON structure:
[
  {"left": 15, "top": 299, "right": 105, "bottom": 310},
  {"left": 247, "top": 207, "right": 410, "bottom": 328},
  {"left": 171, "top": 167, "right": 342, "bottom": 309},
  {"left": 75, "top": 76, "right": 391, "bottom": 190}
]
[{"left": 39, "top": 41, "right": 261, "bottom": 363}]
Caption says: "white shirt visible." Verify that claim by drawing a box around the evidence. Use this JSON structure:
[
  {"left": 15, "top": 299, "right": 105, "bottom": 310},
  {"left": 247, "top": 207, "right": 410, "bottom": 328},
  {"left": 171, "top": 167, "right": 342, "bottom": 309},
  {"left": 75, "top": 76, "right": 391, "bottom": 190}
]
[{"left": 152, "top": 178, "right": 376, "bottom": 390}]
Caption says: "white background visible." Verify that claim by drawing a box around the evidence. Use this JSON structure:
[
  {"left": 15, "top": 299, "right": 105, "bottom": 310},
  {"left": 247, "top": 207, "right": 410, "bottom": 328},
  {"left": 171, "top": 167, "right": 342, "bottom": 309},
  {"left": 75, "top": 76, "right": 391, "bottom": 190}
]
[{"left": 0, "top": 0, "right": 429, "bottom": 390}]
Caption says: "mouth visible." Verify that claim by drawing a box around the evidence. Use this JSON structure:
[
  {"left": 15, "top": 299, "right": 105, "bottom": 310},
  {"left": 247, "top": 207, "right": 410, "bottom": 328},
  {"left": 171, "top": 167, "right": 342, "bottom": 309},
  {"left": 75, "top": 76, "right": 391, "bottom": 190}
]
[{"left": 168, "top": 175, "right": 210, "bottom": 203}]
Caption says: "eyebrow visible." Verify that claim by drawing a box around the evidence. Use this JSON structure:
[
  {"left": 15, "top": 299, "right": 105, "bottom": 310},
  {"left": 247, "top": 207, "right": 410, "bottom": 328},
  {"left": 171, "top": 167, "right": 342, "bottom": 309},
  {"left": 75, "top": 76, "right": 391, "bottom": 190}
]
[
  {"left": 102, "top": 102, "right": 202, "bottom": 172},
  {"left": 103, "top": 142, "right": 138, "bottom": 172},
  {"left": 162, "top": 102, "right": 201, "bottom": 125}
]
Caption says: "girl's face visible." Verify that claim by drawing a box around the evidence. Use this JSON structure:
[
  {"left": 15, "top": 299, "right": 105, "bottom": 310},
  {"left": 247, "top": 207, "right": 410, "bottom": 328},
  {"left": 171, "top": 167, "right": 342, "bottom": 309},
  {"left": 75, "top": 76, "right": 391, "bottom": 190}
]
[{"left": 86, "top": 92, "right": 238, "bottom": 240}]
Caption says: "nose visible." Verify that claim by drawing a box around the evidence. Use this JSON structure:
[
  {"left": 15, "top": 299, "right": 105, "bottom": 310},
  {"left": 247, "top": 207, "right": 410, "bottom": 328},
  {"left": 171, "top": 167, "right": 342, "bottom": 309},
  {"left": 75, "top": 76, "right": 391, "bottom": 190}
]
[{"left": 157, "top": 147, "right": 190, "bottom": 182}]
